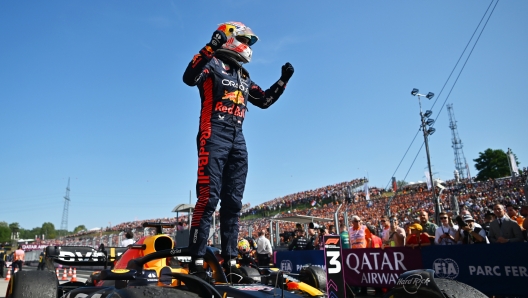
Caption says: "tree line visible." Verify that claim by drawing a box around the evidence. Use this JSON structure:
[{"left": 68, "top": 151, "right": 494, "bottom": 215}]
[{"left": 0, "top": 221, "right": 87, "bottom": 244}]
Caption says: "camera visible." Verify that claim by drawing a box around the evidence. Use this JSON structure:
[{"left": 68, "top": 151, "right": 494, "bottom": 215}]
[{"left": 455, "top": 215, "right": 468, "bottom": 228}]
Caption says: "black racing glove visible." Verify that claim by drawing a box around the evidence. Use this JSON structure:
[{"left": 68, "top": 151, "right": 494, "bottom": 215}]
[
  {"left": 279, "top": 62, "right": 294, "bottom": 83},
  {"left": 207, "top": 30, "right": 227, "bottom": 51}
]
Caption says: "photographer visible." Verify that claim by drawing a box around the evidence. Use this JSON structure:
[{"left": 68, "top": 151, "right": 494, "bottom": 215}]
[
  {"left": 481, "top": 212, "right": 495, "bottom": 237},
  {"left": 434, "top": 212, "right": 458, "bottom": 245},
  {"left": 317, "top": 226, "right": 328, "bottom": 250},
  {"left": 454, "top": 214, "right": 487, "bottom": 244},
  {"left": 306, "top": 222, "right": 318, "bottom": 250}
]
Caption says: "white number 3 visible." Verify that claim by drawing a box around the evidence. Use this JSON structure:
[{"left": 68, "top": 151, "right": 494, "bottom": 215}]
[{"left": 327, "top": 251, "right": 341, "bottom": 274}]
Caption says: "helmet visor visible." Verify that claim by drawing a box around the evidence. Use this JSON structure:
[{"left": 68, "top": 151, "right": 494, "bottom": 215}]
[{"left": 236, "top": 27, "right": 258, "bottom": 46}]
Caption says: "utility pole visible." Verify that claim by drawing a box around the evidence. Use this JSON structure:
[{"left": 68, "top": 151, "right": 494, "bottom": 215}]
[{"left": 60, "top": 178, "right": 71, "bottom": 237}]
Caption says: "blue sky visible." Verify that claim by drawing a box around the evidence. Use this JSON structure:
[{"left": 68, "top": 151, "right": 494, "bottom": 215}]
[{"left": 1, "top": 1, "right": 526, "bottom": 231}]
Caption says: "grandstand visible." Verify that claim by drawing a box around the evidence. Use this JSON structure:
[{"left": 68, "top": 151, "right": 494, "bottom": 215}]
[{"left": 58, "top": 173, "right": 526, "bottom": 248}]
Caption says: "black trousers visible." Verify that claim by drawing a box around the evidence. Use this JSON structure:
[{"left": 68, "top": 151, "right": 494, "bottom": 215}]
[
  {"left": 257, "top": 254, "right": 270, "bottom": 267},
  {"left": 12, "top": 260, "right": 23, "bottom": 272},
  {"left": 37, "top": 261, "right": 46, "bottom": 270},
  {"left": 0, "top": 261, "right": 4, "bottom": 277},
  {"left": 190, "top": 123, "right": 247, "bottom": 260}
]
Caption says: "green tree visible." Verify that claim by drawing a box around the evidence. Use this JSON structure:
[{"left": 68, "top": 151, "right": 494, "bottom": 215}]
[
  {"left": 41, "top": 222, "right": 56, "bottom": 240},
  {"left": 56, "top": 229, "right": 68, "bottom": 237},
  {"left": 73, "top": 225, "right": 87, "bottom": 234},
  {"left": 20, "top": 227, "right": 42, "bottom": 240},
  {"left": 0, "top": 221, "right": 10, "bottom": 243},
  {"left": 473, "top": 149, "right": 514, "bottom": 181},
  {"left": 397, "top": 180, "right": 408, "bottom": 189}
]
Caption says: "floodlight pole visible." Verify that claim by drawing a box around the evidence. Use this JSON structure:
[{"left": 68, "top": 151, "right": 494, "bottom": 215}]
[{"left": 415, "top": 92, "right": 442, "bottom": 225}]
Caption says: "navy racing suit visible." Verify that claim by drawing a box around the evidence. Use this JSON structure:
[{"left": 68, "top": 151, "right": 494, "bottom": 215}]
[{"left": 183, "top": 45, "right": 289, "bottom": 260}]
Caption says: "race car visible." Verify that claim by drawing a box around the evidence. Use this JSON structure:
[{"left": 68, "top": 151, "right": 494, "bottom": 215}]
[
  {"left": 5, "top": 222, "right": 312, "bottom": 298},
  {"left": 234, "top": 239, "right": 326, "bottom": 297}
]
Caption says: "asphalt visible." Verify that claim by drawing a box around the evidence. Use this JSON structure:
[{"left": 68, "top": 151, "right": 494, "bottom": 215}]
[{"left": 1, "top": 265, "right": 89, "bottom": 298}]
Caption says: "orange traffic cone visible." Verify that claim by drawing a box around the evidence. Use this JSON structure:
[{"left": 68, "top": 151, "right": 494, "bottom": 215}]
[
  {"left": 68, "top": 267, "right": 72, "bottom": 277},
  {"left": 56, "top": 268, "right": 59, "bottom": 278},
  {"left": 4, "top": 267, "right": 11, "bottom": 280},
  {"left": 62, "top": 268, "right": 68, "bottom": 281},
  {"left": 70, "top": 268, "right": 77, "bottom": 282}
]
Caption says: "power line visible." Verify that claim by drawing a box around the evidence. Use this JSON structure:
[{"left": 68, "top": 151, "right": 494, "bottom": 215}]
[{"left": 385, "top": 0, "right": 499, "bottom": 189}]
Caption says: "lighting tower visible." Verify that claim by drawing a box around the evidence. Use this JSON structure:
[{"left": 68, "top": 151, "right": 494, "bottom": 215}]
[
  {"left": 60, "top": 177, "right": 71, "bottom": 233},
  {"left": 447, "top": 104, "right": 468, "bottom": 179},
  {"left": 411, "top": 88, "right": 442, "bottom": 225}
]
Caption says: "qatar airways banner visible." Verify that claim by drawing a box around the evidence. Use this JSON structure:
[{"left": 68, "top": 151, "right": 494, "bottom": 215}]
[
  {"left": 21, "top": 244, "right": 48, "bottom": 251},
  {"left": 342, "top": 247, "right": 423, "bottom": 287}
]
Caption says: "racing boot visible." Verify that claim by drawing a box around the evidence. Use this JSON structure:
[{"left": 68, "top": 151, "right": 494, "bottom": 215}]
[
  {"left": 189, "top": 258, "right": 211, "bottom": 283},
  {"left": 223, "top": 258, "right": 254, "bottom": 284}
]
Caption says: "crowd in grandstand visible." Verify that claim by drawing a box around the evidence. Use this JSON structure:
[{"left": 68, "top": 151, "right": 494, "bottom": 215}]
[{"left": 60, "top": 171, "right": 527, "bottom": 249}]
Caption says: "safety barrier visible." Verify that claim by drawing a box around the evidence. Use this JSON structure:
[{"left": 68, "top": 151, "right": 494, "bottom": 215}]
[{"left": 275, "top": 242, "right": 528, "bottom": 297}]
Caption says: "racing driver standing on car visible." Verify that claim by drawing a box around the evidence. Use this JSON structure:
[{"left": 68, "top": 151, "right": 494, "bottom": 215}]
[{"left": 182, "top": 22, "right": 294, "bottom": 282}]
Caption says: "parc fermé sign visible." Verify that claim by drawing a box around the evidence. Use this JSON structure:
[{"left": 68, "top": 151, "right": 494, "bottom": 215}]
[{"left": 421, "top": 242, "right": 528, "bottom": 297}]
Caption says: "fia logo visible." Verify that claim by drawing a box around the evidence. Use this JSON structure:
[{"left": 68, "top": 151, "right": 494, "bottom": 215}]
[
  {"left": 280, "top": 260, "right": 292, "bottom": 272},
  {"left": 433, "top": 258, "right": 459, "bottom": 279}
]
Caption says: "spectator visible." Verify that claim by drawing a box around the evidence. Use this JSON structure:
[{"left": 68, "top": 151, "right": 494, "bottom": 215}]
[
  {"left": 380, "top": 217, "right": 391, "bottom": 246},
  {"left": 488, "top": 204, "right": 524, "bottom": 243},
  {"left": 419, "top": 210, "right": 437, "bottom": 244},
  {"left": 520, "top": 205, "right": 528, "bottom": 219},
  {"left": 480, "top": 212, "right": 495, "bottom": 237},
  {"left": 520, "top": 205, "right": 528, "bottom": 239},
  {"left": 367, "top": 225, "right": 382, "bottom": 248},
  {"left": 435, "top": 212, "right": 458, "bottom": 245},
  {"left": 339, "top": 223, "right": 350, "bottom": 249},
  {"left": 455, "top": 214, "right": 487, "bottom": 244},
  {"left": 383, "top": 216, "right": 406, "bottom": 248},
  {"left": 405, "top": 223, "right": 431, "bottom": 249},
  {"left": 256, "top": 231, "right": 272, "bottom": 266},
  {"left": 349, "top": 215, "right": 372, "bottom": 249},
  {"left": 505, "top": 204, "right": 524, "bottom": 229},
  {"left": 121, "top": 230, "right": 135, "bottom": 247}
]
